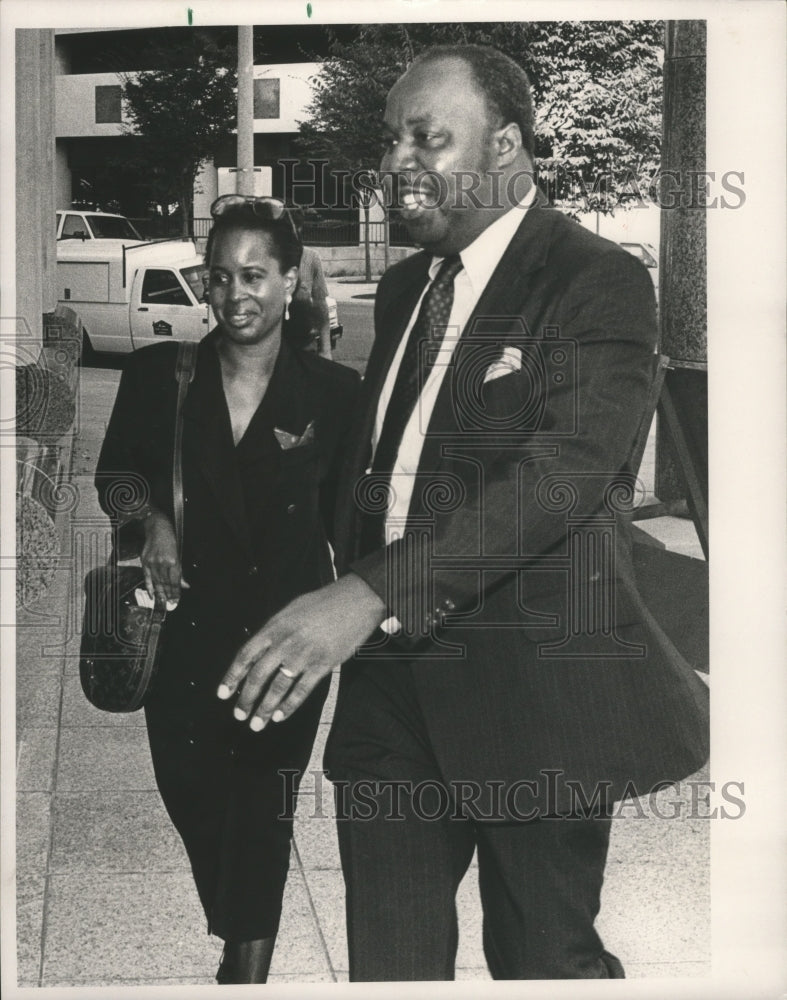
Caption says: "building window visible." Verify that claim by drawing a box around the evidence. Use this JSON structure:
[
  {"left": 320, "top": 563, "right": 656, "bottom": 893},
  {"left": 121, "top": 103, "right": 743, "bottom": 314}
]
[
  {"left": 253, "top": 78, "right": 280, "bottom": 119},
  {"left": 95, "top": 85, "right": 121, "bottom": 124}
]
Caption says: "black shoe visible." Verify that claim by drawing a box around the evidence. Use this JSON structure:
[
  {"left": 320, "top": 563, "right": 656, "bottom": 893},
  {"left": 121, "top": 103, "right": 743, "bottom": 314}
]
[{"left": 216, "top": 945, "right": 235, "bottom": 985}]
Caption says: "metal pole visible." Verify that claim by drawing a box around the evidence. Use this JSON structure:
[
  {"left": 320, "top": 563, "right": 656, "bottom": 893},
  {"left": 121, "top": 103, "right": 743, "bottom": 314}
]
[{"left": 237, "top": 26, "right": 254, "bottom": 196}]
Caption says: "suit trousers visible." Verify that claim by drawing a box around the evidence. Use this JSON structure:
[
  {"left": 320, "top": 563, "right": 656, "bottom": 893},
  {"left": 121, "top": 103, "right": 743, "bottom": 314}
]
[{"left": 325, "top": 658, "right": 625, "bottom": 981}]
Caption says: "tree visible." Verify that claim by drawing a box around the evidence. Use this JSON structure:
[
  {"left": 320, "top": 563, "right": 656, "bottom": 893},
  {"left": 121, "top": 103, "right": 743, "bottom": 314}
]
[
  {"left": 118, "top": 32, "right": 237, "bottom": 237},
  {"left": 297, "top": 30, "right": 403, "bottom": 279},
  {"left": 297, "top": 21, "right": 663, "bottom": 243}
]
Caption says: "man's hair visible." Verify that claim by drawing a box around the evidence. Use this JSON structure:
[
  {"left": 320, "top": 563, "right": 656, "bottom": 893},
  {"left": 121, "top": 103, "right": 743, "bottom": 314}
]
[
  {"left": 205, "top": 204, "right": 302, "bottom": 273},
  {"left": 412, "top": 44, "right": 535, "bottom": 159}
]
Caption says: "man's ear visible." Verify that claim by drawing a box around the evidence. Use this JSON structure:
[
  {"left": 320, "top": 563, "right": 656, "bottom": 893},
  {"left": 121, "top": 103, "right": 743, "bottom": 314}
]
[{"left": 495, "top": 122, "right": 523, "bottom": 168}]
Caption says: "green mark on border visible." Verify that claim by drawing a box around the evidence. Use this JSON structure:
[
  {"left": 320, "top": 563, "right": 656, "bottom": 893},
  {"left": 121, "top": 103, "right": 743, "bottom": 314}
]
[
  {"left": 187, "top": 8, "right": 193, "bottom": 25},
  {"left": 306, "top": 3, "right": 313, "bottom": 17}
]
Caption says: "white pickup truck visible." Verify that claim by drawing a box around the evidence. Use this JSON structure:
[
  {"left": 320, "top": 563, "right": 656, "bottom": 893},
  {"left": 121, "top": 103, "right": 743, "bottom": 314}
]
[
  {"left": 56, "top": 209, "right": 145, "bottom": 245},
  {"left": 57, "top": 237, "right": 211, "bottom": 355}
]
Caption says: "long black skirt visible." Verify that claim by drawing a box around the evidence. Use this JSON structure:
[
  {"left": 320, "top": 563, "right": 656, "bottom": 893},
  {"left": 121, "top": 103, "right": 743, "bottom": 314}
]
[{"left": 143, "top": 594, "right": 329, "bottom": 941}]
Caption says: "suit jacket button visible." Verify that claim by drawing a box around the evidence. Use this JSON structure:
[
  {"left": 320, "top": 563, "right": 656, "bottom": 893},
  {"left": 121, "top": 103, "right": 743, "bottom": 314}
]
[
  {"left": 287, "top": 503, "right": 296, "bottom": 514},
  {"left": 248, "top": 565, "right": 258, "bottom": 576}
]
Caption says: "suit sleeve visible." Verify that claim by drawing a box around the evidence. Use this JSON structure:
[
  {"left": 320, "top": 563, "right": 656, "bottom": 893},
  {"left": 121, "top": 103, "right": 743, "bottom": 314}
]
[
  {"left": 349, "top": 249, "right": 658, "bottom": 645},
  {"left": 95, "top": 349, "right": 172, "bottom": 554},
  {"left": 319, "top": 365, "right": 361, "bottom": 548}
]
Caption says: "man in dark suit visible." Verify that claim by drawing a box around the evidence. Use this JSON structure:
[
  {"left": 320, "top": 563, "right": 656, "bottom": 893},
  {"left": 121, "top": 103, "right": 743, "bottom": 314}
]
[{"left": 221, "top": 44, "right": 710, "bottom": 980}]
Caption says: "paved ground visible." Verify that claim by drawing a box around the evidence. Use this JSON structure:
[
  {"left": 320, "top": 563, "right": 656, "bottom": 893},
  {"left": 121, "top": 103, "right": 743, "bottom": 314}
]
[{"left": 14, "top": 279, "right": 710, "bottom": 989}]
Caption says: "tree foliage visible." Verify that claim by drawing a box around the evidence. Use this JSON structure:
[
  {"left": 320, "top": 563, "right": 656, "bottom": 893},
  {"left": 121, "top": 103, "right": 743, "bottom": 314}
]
[
  {"left": 297, "top": 21, "right": 663, "bottom": 215},
  {"left": 118, "top": 32, "right": 237, "bottom": 235}
]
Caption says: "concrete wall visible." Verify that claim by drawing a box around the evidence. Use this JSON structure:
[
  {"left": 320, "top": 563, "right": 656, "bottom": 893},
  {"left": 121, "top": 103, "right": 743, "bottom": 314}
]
[
  {"left": 55, "top": 141, "right": 72, "bottom": 210},
  {"left": 56, "top": 73, "right": 126, "bottom": 139},
  {"left": 319, "top": 245, "right": 415, "bottom": 277},
  {"left": 55, "top": 63, "right": 322, "bottom": 139},
  {"left": 253, "top": 62, "right": 322, "bottom": 133},
  {"left": 17, "top": 29, "right": 57, "bottom": 345},
  {"left": 193, "top": 161, "right": 220, "bottom": 224}
]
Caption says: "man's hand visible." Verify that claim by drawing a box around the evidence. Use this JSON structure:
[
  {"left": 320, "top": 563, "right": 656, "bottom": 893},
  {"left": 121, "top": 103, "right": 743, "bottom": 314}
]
[{"left": 218, "top": 573, "right": 387, "bottom": 731}]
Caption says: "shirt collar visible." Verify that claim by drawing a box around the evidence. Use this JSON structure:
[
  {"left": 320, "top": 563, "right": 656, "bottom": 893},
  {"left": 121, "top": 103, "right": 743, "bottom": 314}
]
[{"left": 428, "top": 183, "right": 538, "bottom": 292}]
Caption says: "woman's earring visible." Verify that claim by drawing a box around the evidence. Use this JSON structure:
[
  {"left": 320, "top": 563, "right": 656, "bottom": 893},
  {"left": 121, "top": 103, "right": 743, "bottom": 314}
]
[{"left": 285, "top": 294, "right": 291, "bottom": 322}]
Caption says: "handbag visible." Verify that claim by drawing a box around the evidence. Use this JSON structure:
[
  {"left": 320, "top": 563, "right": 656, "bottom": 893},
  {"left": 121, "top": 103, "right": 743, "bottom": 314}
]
[{"left": 79, "top": 340, "right": 197, "bottom": 712}]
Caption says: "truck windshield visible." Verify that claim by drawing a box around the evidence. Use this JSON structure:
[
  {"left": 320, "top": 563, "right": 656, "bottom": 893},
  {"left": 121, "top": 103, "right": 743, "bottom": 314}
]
[
  {"left": 87, "top": 215, "right": 143, "bottom": 240},
  {"left": 180, "top": 265, "right": 208, "bottom": 304}
]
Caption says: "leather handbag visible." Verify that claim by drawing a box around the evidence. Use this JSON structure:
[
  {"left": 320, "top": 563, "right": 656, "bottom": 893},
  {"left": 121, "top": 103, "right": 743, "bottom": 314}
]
[{"left": 79, "top": 341, "right": 197, "bottom": 712}]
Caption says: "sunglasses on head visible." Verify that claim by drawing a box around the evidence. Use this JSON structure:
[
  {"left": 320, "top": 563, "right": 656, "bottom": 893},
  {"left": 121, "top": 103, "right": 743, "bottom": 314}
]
[{"left": 210, "top": 195, "right": 298, "bottom": 238}]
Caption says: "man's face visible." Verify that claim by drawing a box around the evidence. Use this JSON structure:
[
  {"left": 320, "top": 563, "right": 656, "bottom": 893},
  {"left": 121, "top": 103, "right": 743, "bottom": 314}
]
[{"left": 381, "top": 57, "right": 501, "bottom": 256}]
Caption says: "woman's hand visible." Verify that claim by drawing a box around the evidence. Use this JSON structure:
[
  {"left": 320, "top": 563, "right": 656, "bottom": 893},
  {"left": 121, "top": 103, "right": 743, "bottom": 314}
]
[{"left": 140, "top": 512, "right": 188, "bottom": 608}]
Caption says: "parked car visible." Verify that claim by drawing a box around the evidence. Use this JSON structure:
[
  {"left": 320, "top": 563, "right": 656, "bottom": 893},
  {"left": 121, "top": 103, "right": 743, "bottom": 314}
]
[
  {"left": 620, "top": 241, "right": 658, "bottom": 269},
  {"left": 620, "top": 241, "right": 659, "bottom": 300}
]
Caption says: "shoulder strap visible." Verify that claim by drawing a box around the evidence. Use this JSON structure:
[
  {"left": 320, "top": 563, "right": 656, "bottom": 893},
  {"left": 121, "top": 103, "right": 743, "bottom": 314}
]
[{"left": 173, "top": 341, "right": 198, "bottom": 559}]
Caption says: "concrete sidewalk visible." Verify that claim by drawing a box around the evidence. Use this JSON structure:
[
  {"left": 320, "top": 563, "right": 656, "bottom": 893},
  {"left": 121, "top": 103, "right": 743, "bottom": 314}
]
[{"left": 15, "top": 356, "right": 710, "bottom": 989}]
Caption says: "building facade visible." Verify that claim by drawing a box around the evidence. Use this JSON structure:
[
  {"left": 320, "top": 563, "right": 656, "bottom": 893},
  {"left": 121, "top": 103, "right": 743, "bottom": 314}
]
[{"left": 53, "top": 26, "right": 361, "bottom": 233}]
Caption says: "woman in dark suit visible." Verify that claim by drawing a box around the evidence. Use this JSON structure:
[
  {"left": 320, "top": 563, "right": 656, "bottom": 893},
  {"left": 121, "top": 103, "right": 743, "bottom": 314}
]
[{"left": 95, "top": 197, "right": 359, "bottom": 983}]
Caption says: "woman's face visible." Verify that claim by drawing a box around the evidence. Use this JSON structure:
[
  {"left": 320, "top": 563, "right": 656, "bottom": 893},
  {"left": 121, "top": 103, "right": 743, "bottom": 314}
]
[{"left": 207, "top": 226, "right": 298, "bottom": 346}]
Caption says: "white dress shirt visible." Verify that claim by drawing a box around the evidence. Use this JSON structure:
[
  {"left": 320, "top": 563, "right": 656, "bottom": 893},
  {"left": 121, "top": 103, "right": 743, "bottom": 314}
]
[{"left": 373, "top": 186, "right": 537, "bottom": 544}]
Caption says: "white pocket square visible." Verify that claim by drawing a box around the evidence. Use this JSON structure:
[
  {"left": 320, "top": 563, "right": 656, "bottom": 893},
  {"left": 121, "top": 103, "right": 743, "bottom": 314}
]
[
  {"left": 274, "top": 420, "right": 315, "bottom": 450},
  {"left": 483, "top": 346, "right": 522, "bottom": 383}
]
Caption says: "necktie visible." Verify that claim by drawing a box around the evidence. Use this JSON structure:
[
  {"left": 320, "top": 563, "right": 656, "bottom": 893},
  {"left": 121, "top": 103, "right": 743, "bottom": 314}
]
[{"left": 360, "top": 254, "right": 463, "bottom": 553}]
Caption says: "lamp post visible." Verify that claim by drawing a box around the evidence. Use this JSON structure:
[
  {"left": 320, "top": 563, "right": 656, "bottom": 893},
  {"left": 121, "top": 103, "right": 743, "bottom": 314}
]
[{"left": 237, "top": 25, "right": 254, "bottom": 196}]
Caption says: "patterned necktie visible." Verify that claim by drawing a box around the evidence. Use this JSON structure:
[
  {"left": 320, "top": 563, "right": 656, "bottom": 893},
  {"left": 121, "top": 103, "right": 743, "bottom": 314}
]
[{"left": 360, "top": 254, "right": 464, "bottom": 553}]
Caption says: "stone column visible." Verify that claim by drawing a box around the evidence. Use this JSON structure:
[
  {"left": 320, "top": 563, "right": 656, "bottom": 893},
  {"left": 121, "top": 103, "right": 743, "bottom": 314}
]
[
  {"left": 655, "top": 21, "right": 707, "bottom": 503},
  {"left": 16, "top": 29, "right": 56, "bottom": 347}
]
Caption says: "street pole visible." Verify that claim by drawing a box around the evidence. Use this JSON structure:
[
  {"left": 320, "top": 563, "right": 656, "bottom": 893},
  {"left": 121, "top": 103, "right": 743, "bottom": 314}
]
[{"left": 237, "top": 26, "right": 254, "bottom": 196}]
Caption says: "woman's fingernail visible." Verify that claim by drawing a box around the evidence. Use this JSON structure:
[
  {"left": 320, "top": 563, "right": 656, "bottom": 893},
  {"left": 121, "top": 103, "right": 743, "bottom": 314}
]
[
  {"left": 249, "top": 716, "right": 264, "bottom": 732},
  {"left": 166, "top": 599, "right": 179, "bottom": 612},
  {"left": 217, "top": 684, "right": 231, "bottom": 700},
  {"left": 272, "top": 710, "right": 284, "bottom": 723},
  {"left": 233, "top": 706, "right": 247, "bottom": 721}
]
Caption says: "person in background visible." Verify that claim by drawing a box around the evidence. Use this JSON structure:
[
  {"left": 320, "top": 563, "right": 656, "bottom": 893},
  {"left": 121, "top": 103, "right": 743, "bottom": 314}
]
[
  {"left": 95, "top": 196, "right": 359, "bottom": 983},
  {"left": 289, "top": 208, "right": 332, "bottom": 358}
]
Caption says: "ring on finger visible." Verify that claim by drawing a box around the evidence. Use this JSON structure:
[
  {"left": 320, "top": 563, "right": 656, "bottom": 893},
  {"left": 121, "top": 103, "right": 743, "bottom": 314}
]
[{"left": 278, "top": 666, "right": 297, "bottom": 679}]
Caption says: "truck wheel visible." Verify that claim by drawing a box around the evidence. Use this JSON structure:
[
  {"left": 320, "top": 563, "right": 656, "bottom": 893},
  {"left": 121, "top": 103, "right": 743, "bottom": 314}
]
[{"left": 80, "top": 330, "right": 95, "bottom": 366}]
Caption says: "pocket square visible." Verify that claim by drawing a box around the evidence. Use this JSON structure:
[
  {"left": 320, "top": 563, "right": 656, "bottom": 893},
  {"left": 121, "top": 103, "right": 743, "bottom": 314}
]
[
  {"left": 274, "top": 420, "right": 315, "bottom": 450},
  {"left": 483, "top": 346, "right": 522, "bottom": 383}
]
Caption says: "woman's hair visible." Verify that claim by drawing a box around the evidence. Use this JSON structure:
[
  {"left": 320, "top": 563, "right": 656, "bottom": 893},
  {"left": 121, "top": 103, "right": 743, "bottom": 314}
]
[{"left": 204, "top": 203, "right": 303, "bottom": 273}]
